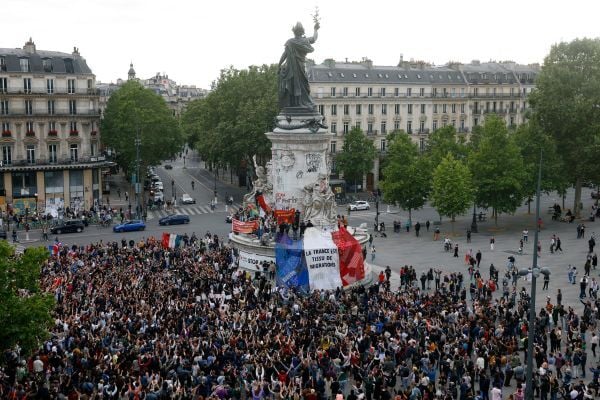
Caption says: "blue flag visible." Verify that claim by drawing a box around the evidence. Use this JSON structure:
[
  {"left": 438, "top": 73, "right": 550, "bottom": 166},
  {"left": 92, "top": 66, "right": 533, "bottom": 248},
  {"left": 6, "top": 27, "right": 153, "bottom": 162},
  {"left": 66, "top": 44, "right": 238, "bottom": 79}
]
[{"left": 275, "top": 233, "right": 308, "bottom": 292}]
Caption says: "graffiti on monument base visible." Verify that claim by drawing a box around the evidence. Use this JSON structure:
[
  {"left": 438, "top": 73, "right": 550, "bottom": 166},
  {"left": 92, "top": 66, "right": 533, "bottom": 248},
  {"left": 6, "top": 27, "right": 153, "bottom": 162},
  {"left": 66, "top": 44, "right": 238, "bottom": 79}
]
[{"left": 275, "top": 192, "right": 299, "bottom": 208}]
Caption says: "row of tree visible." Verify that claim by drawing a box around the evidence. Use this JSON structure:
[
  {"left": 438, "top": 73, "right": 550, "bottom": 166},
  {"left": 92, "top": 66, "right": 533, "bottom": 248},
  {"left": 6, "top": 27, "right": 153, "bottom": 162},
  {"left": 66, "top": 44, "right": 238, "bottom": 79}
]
[{"left": 376, "top": 117, "right": 567, "bottom": 229}]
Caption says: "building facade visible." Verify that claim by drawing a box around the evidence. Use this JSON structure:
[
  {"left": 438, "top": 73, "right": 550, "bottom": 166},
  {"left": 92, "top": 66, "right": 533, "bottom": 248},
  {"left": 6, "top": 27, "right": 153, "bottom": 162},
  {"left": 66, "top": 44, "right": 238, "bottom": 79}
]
[
  {"left": 97, "top": 64, "right": 207, "bottom": 118},
  {"left": 308, "top": 58, "right": 539, "bottom": 190},
  {"left": 0, "top": 39, "right": 109, "bottom": 218}
]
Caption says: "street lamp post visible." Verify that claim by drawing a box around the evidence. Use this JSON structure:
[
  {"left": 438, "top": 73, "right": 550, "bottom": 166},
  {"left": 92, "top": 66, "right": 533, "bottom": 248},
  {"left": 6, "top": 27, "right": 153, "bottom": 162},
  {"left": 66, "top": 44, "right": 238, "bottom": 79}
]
[
  {"left": 471, "top": 202, "right": 478, "bottom": 233},
  {"left": 522, "top": 149, "right": 545, "bottom": 400},
  {"left": 375, "top": 196, "right": 380, "bottom": 232},
  {"left": 213, "top": 166, "right": 218, "bottom": 205},
  {"left": 134, "top": 129, "right": 142, "bottom": 219},
  {"left": 171, "top": 180, "right": 176, "bottom": 204}
]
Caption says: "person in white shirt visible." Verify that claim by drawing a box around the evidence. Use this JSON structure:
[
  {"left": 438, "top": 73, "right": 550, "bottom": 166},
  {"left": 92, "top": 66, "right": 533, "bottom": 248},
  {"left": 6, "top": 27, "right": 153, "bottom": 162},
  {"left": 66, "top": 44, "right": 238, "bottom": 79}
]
[
  {"left": 33, "top": 356, "right": 44, "bottom": 373},
  {"left": 591, "top": 332, "right": 599, "bottom": 357},
  {"left": 491, "top": 383, "right": 502, "bottom": 400}
]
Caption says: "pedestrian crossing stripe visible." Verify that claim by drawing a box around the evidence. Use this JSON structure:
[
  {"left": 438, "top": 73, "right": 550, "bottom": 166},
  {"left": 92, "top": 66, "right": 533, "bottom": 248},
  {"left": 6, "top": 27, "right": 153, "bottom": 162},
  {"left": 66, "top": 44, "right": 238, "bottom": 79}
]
[{"left": 146, "top": 203, "right": 242, "bottom": 220}]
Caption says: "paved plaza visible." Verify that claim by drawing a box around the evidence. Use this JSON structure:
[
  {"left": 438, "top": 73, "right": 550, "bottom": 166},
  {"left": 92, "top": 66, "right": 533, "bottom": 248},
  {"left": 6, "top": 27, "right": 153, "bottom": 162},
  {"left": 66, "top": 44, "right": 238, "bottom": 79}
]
[{"left": 349, "top": 187, "right": 599, "bottom": 318}]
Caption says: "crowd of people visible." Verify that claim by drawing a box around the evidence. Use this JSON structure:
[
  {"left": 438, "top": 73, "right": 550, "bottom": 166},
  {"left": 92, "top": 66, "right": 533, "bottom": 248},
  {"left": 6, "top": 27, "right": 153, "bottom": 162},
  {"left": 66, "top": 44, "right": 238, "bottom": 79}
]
[{"left": 1, "top": 225, "right": 600, "bottom": 400}]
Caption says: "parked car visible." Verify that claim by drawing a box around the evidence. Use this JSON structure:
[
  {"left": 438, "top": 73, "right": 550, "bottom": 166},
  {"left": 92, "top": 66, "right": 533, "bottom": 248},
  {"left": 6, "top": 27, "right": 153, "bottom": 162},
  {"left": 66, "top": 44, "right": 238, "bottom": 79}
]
[
  {"left": 159, "top": 214, "right": 190, "bottom": 226},
  {"left": 113, "top": 220, "right": 146, "bottom": 233},
  {"left": 164, "top": 164, "right": 173, "bottom": 170},
  {"left": 592, "top": 191, "right": 600, "bottom": 199},
  {"left": 50, "top": 219, "right": 85, "bottom": 234},
  {"left": 349, "top": 200, "right": 370, "bottom": 211},
  {"left": 152, "top": 181, "right": 164, "bottom": 191},
  {"left": 153, "top": 192, "right": 164, "bottom": 202},
  {"left": 181, "top": 193, "right": 195, "bottom": 204},
  {"left": 0, "top": 229, "right": 7, "bottom": 239}
]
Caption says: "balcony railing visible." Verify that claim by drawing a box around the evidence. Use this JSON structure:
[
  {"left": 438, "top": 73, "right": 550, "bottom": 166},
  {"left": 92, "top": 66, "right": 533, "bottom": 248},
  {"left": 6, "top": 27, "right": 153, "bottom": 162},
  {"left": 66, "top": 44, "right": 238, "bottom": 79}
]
[
  {"left": 468, "top": 93, "right": 522, "bottom": 99},
  {"left": 0, "top": 155, "right": 108, "bottom": 168},
  {"left": 1, "top": 110, "right": 101, "bottom": 117},
  {"left": 2, "top": 88, "right": 100, "bottom": 96}
]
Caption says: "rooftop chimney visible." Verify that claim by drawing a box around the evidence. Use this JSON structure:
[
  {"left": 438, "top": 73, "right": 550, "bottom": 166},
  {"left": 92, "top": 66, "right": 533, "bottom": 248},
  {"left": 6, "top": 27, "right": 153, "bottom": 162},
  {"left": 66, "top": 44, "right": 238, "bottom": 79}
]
[{"left": 72, "top": 46, "right": 80, "bottom": 56}]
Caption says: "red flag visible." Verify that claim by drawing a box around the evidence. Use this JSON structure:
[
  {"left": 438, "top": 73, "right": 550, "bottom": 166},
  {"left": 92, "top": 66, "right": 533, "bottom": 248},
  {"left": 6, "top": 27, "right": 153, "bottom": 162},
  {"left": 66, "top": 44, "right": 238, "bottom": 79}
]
[
  {"left": 232, "top": 219, "right": 259, "bottom": 234},
  {"left": 162, "top": 232, "right": 170, "bottom": 249},
  {"left": 332, "top": 226, "right": 365, "bottom": 286},
  {"left": 274, "top": 209, "right": 295, "bottom": 224},
  {"left": 256, "top": 194, "right": 272, "bottom": 214}
]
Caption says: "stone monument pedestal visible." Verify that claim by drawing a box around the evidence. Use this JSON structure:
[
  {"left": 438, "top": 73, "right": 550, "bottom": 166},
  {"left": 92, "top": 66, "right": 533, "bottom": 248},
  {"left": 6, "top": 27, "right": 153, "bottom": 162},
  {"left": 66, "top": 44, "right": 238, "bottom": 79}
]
[{"left": 228, "top": 115, "right": 373, "bottom": 289}]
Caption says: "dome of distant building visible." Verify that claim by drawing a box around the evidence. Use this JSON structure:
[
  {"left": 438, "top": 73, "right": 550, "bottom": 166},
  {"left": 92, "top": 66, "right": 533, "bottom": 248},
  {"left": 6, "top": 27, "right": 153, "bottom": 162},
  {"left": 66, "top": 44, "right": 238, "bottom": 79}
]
[{"left": 128, "top": 62, "right": 136, "bottom": 80}]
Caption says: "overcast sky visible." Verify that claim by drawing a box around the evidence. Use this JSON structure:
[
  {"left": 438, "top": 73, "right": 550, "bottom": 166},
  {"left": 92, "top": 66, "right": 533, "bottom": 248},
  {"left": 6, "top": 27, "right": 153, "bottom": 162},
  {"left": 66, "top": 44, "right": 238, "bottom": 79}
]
[{"left": 5, "top": 0, "right": 599, "bottom": 88}]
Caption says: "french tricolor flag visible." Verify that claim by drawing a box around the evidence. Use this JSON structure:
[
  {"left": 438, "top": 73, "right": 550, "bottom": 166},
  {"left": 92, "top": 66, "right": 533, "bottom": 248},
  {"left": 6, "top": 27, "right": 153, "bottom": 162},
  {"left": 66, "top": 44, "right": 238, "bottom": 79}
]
[
  {"left": 161, "top": 233, "right": 181, "bottom": 249},
  {"left": 275, "top": 226, "right": 365, "bottom": 292}
]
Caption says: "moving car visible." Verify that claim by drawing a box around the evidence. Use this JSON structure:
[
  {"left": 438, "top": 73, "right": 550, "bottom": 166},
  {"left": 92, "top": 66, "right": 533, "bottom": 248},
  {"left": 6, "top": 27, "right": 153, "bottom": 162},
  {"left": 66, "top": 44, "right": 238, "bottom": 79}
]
[
  {"left": 159, "top": 214, "right": 190, "bottom": 226},
  {"left": 50, "top": 219, "right": 85, "bottom": 234},
  {"left": 181, "top": 193, "right": 195, "bottom": 204},
  {"left": 349, "top": 200, "right": 370, "bottom": 211},
  {"left": 113, "top": 220, "right": 146, "bottom": 233},
  {"left": 164, "top": 164, "right": 173, "bottom": 170},
  {"left": 226, "top": 215, "right": 233, "bottom": 223}
]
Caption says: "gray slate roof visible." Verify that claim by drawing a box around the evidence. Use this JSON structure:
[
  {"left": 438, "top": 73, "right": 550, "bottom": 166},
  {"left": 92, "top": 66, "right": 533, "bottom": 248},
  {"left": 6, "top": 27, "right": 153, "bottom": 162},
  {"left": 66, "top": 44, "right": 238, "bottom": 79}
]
[
  {"left": 309, "top": 63, "right": 464, "bottom": 84},
  {"left": 0, "top": 48, "right": 93, "bottom": 75}
]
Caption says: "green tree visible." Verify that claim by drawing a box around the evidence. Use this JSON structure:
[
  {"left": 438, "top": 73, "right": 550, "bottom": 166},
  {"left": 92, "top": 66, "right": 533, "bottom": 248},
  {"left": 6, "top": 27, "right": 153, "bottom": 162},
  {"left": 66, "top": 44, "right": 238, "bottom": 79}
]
[
  {"left": 431, "top": 154, "right": 473, "bottom": 233},
  {"left": 0, "top": 243, "right": 54, "bottom": 356},
  {"left": 513, "top": 122, "right": 568, "bottom": 213},
  {"left": 424, "top": 125, "right": 469, "bottom": 167},
  {"left": 469, "top": 115, "right": 526, "bottom": 225},
  {"left": 335, "top": 127, "right": 377, "bottom": 193},
  {"left": 529, "top": 38, "right": 600, "bottom": 216},
  {"left": 181, "top": 65, "right": 277, "bottom": 178},
  {"left": 380, "top": 132, "right": 429, "bottom": 224},
  {"left": 101, "top": 81, "right": 183, "bottom": 175}
]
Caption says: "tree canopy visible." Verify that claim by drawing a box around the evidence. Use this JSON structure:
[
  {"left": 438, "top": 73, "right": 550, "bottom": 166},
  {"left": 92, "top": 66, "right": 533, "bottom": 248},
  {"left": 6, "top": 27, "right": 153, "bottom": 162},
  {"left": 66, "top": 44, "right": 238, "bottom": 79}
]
[
  {"left": 101, "top": 81, "right": 183, "bottom": 174},
  {"left": 335, "top": 127, "right": 377, "bottom": 191},
  {"left": 424, "top": 125, "right": 468, "bottom": 167},
  {"left": 380, "top": 132, "right": 429, "bottom": 222},
  {"left": 431, "top": 154, "right": 473, "bottom": 232},
  {"left": 0, "top": 243, "right": 54, "bottom": 356},
  {"left": 513, "top": 122, "right": 568, "bottom": 200},
  {"left": 529, "top": 38, "right": 600, "bottom": 214},
  {"left": 181, "top": 65, "right": 278, "bottom": 172},
  {"left": 469, "top": 116, "right": 526, "bottom": 223}
]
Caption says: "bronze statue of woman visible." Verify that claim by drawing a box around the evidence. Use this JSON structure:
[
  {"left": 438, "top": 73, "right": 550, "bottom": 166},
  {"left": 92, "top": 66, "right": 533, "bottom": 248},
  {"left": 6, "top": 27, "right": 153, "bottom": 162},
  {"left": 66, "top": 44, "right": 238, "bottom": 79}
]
[{"left": 278, "top": 20, "right": 320, "bottom": 112}]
